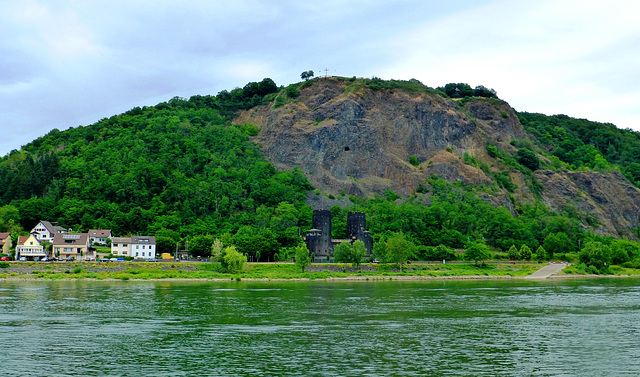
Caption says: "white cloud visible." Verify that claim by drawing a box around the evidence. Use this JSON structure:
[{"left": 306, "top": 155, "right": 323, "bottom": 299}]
[
  {"left": 379, "top": 0, "right": 640, "bottom": 128},
  {"left": 1, "top": 0, "right": 639, "bottom": 156}
]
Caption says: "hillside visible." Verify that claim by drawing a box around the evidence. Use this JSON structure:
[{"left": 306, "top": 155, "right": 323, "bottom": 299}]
[
  {"left": 237, "top": 77, "right": 640, "bottom": 240},
  {"left": 1, "top": 76, "right": 640, "bottom": 263}
]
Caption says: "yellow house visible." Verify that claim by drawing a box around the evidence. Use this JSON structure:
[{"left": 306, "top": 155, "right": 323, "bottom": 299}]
[
  {"left": 0, "top": 232, "right": 11, "bottom": 254},
  {"left": 16, "top": 235, "right": 45, "bottom": 260}
]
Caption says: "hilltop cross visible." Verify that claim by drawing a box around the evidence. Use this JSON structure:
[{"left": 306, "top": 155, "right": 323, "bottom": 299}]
[{"left": 324, "top": 68, "right": 329, "bottom": 78}]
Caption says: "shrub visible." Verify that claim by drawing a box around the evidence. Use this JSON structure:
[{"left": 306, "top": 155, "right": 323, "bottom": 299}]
[
  {"left": 221, "top": 246, "right": 247, "bottom": 273},
  {"left": 273, "top": 96, "right": 286, "bottom": 108},
  {"left": 0, "top": 261, "right": 9, "bottom": 269},
  {"left": 516, "top": 148, "right": 540, "bottom": 170}
]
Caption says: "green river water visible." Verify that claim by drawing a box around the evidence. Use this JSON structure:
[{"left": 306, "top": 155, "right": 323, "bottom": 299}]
[{"left": 1, "top": 278, "right": 639, "bottom": 376}]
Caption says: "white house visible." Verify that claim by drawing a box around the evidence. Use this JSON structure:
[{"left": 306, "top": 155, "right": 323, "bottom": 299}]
[
  {"left": 30, "top": 221, "right": 66, "bottom": 243},
  {"left": 88, "top": 229, "right": 112, "bottom": 245},
  {"left": 111, "top": 236, "right": 156, "bottom": 260}
]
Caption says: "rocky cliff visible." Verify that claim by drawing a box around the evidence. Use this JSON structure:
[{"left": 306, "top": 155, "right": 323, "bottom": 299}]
[{"left": 236, "top": 77, "right": 640, "bottom": 238}]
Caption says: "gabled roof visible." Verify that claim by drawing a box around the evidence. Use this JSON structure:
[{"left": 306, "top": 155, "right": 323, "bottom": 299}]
[
  {"left": 17, "top": 235, "right": 41, "bottom": 246},
  {"left": 0, "top": 232, "right": 10, "bottom": 240},
  {"left": 36, "top": 220, "right": 67, "bottom": 233},
  {"left": 89, "top": 229, "right": 112, "bottom": 237},
  {"left": 131, "top": 236, "right": 156, "bottom": 245},
  {"left": 52, "top": 233, "right": 88, "bottom": 245}
]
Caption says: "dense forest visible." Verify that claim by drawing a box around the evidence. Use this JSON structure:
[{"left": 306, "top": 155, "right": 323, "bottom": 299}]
[{"left": 1, "top": 76, "right": 640, "bottom": 271}]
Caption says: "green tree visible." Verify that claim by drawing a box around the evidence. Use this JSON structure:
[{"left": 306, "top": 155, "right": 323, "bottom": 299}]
[
  {"left": 519, "top": 244, "right": 532, "bottom": 260},
  {"left": 334, "top": 242, "right": 353, "bottom": 264},
  {"left": 156, "top": 236, "right": 177, "bottom": 255},
  {"left": 610, "top": 239, "right": 640, "bottom": 262},
  {"left": 516, "top": 148, "right": 540, "bottom": 170},
  {"left": 189, "top": 234, "right": 216, "bottom": 257},
  {"left": 535, "top": 245, "right": 547, "bottom": 262},
  {"left": 543, "top": 232, "right": 573, "bottom": 258},
  {"left": 464, "top": 241, "right": 491, "bottom": 265},
  {"left": 386, "top": 232, "right": 413, "bottom": 265},
  {"left": 300, "top": 70, "right": 314, "bottom": 81},
  {"left": 210, "top": 238, "right": 223, "bottom": 262},
  {"left": 221, "top": 246, "right": 246, "bottom": 273},
  {"left": 351, "top": 240, "right": 366, "bottom": 269},
  {"left": 372, "top": 240, "right": 388, "bottom": 262},
  {"left": 294, "top": 244, "right": 311, "bottom": 272},
  {"left": 579, "top": 241, "right": 611, "bottom": 272},
  {"left": 508, "top": 245, "right": 519, "bottom": 260}
]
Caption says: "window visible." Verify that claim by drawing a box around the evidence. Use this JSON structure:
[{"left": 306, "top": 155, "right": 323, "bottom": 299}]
[
  {"left": 136, "top": 245, "right": 139, "bottom": 249},
  {"left": 135, "top": 252, "right": 139, "bottom": 256}
]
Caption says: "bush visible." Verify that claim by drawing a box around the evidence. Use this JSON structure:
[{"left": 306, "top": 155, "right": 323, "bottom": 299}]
[
  {"left": 579, "top": 241, "right": 611, "bottom": 272},
  {"left": 516, "top": 148, "right": 540, "bottom": 170},
  {"left": 273, "top": 96, "right": 286, "bottom": 108},
  {"left": 0, "top": 261, "right": 9, "bottom": 269},
  {"left": 221, "top": 246, "right": 246, "bottom": 273}
]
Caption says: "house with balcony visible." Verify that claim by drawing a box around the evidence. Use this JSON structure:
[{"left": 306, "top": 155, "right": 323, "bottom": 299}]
[
  {"left": 111, "top": 236, "right": 156, "bottom": 260},
  {"left": 30, "top": 221, "right": 67, "bottom": 243},
  {"left": 16, "top": 235, "right": 45, "bottom": 260},
  {"left": 0, "top": 232, "right": 11, "bottom": 254},
  {"left": 52, "top": 233, "right": 93, "bottom": 261}
]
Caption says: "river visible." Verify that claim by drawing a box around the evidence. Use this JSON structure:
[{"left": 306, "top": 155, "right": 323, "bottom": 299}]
[{"left": 1, "top": 278, "right": 639, "bottom": 376}]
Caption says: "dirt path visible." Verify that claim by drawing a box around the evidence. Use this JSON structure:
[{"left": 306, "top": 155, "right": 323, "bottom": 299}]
[{"left": 523, "top": 263, "right": 568, "bottom": 279}]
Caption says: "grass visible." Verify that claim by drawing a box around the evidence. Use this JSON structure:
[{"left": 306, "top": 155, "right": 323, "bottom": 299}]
[{"left": 0, "top": 261, "right": 543, "bottom": 281}]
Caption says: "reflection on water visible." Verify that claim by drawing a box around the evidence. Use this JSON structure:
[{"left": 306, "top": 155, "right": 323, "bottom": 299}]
[{"left": 1, "top": 279, "right": 640, "bottom": 376}]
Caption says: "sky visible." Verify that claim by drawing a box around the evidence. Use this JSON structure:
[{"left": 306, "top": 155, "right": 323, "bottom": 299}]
[{"left": 1, "top": 0, "right": 640, "bottom": 156}]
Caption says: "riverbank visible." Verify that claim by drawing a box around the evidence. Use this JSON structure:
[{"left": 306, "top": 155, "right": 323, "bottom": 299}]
[
  {"left": 0, "top": 260, "right": 544, "bottom": 281},
  {"left": 2, "top": 260, "right": 635, "bottom": 282}
]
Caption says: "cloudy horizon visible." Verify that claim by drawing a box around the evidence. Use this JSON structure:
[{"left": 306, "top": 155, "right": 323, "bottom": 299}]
[{"left": 2, "top": 0, "right": 640, "bottom": 156}]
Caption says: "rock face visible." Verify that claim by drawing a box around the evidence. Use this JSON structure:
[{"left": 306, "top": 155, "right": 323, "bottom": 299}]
[
  {"left": 235, "top": 78, "right": 640, "bottom": 238},
  {"left": 536, "top": 170, "right": 640, "bottom": 237},
  {"left": 237, "top": 78, "right": 516, "bottom": 195}
]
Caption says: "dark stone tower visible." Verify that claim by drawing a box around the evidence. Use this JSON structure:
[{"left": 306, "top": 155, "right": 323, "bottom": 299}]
[
  {"left": 307, "top": 209, "right": 333, "bottom": 260},
  {"left": 347, "top": 212, "right": 373, "bottom": 256},
  {"left": 347, "top": 212, "right": 366, "bottom": 239}
]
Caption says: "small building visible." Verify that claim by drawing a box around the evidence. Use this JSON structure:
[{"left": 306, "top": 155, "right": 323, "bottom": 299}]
[
  {"left": 88, "top": 229, "right": 112, "bottom": 245},
  {"left": 52, "top": 233, "right": 92, "bottom": 261},
  {"left": 30, "top": 221, "right": 67, "bottom": 243},
  {"left": 0, "top": 232, "right": 11, "bottom": 255},
  {"left": 111, "top": 236, "right": 156, "bottom": 260},
  {"left": 111, "top": 237, "right": 131, "bottom": 257},
  {"left": 16, "top": 235, "right": 45, "bottom": 260}
]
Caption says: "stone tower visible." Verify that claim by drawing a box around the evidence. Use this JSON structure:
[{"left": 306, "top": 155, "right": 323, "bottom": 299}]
[
  {"left": 347, "top": 212, "right": 366, "bottom": 239},
  {"left": 306, "top": 209, "right": 333, "bottom": 260},
  {"left": 347, "top": 212, "right": 373, "bottom": 257}
]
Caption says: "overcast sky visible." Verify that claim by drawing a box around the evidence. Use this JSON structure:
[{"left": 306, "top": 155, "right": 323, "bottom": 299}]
[{"left": 2, "top": 0, "right": 639, "bottom": 156}]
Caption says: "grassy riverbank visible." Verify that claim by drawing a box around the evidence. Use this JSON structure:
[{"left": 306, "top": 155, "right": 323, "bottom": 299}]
[{"left": 0, "top": 261, "right": 543, "bottom": 281}]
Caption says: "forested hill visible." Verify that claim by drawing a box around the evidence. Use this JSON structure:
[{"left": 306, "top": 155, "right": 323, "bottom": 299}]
[{"left": 2, "top": 76, "right": 640, "bottom": 263}]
